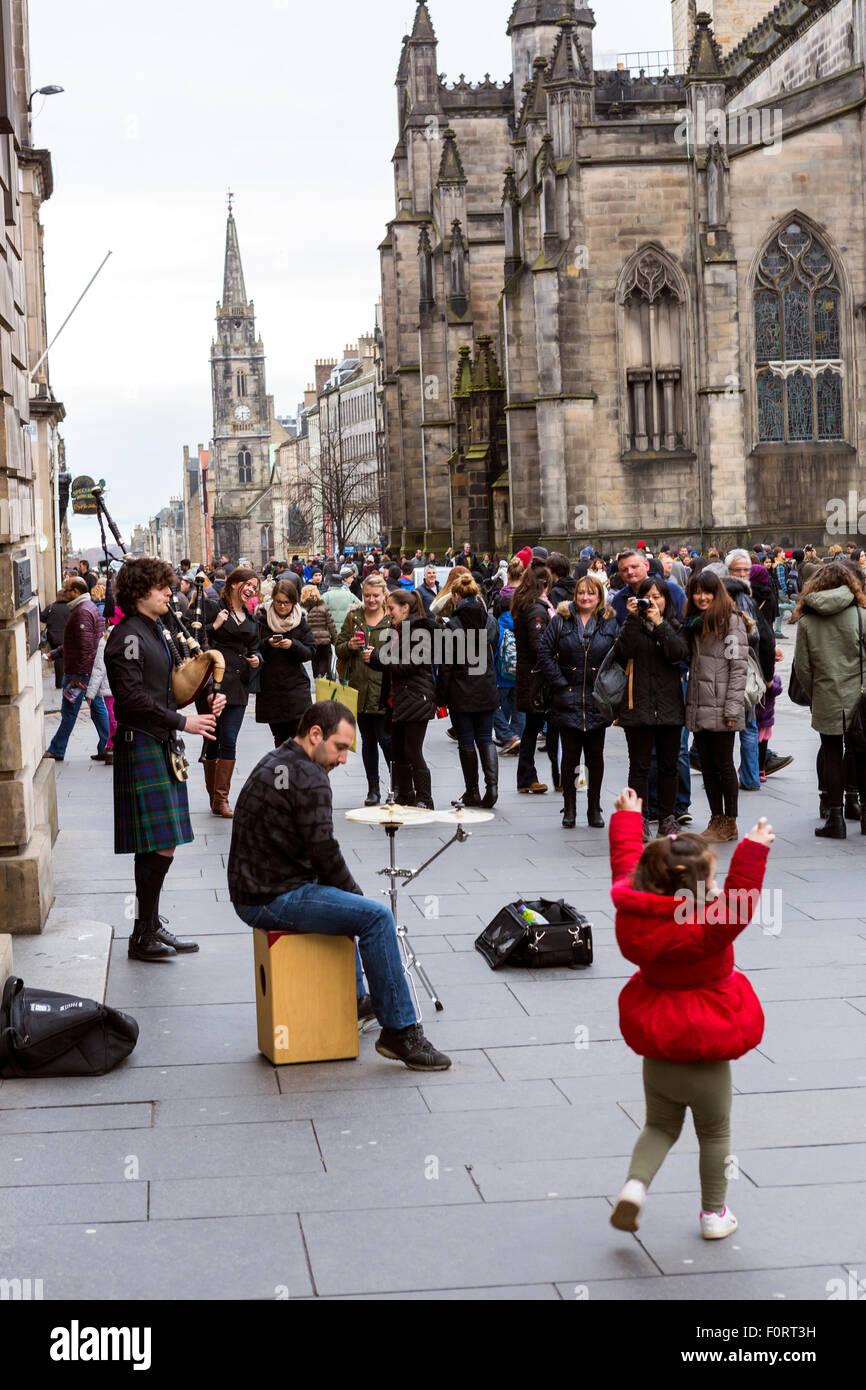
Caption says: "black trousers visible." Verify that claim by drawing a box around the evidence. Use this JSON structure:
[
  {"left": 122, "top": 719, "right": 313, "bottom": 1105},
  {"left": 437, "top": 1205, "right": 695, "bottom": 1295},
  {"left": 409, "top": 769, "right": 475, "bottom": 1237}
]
[
  {"left": 312, "top": 646, "right": 332, "bottom": 679},
  {"left": 269, "top": 719, "right": 300, "bottom": 748},
  {"left": 391, "top": 720, "right": 430, "bottom": 798},
  {"left": 559, "top": 727, "right": 606, "bottom": 804},
  {"left": 693, "top": 730, "right": 738, "bottom": 819},
  {"left": 817, "top": 738, "right": 863, "bottom": 803},
  {"left": 625, "top": 725, "right": 682, "bottom": 823}
]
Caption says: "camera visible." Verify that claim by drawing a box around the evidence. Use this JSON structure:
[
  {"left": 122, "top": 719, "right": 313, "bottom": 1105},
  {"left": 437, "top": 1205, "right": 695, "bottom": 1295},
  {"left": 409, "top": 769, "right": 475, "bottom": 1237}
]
[{"left": 637, "top": 597, "right": 651, "bottom": 614}]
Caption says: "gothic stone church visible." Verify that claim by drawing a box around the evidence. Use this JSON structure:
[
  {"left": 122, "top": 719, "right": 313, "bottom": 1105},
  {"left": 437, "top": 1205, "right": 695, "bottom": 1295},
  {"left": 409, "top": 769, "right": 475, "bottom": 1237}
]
[{"left": 378, "top": 0, "right": 866, "bottom": 556}]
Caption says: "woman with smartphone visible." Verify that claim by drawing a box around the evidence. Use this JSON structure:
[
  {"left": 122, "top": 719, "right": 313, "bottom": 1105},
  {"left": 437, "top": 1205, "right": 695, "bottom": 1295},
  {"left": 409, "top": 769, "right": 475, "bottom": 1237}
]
[
  {"left": 363, "top": 589, "right": 437, "bottom": 808},
  {"left": 337, "top": 574, "right": 393, "bottom": 806},
  {"left": 255, "top": 582, "right": 316, "bottom": 748},
  {"left": 203, "top": 567, "right": 262, "bottom": 818},
  {"left": 614, "top": 577, "right": 689, "bottom": 841}
]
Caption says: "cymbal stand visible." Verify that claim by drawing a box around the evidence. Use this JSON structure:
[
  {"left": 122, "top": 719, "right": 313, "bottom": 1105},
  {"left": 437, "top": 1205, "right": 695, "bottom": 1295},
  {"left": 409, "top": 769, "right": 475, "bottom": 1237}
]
[{"left": 376, "top": 813, "right": 471, "bottom": 1017}]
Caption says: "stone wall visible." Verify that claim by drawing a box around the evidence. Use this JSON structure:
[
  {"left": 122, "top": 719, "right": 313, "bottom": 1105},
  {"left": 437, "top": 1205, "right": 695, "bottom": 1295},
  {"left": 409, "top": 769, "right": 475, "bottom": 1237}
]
[{"left": 730, "top": 0, "right": 855, "bottom": 107}]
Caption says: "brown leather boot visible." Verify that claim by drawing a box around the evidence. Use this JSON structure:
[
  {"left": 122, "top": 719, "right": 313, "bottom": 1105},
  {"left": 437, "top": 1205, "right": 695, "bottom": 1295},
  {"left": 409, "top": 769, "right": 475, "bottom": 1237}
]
[
  {"left": 204, "top": 759, "right": 217, "bottom": 810},
  {"left": 699, "top": 815, "right": 725, "bottom": 842},
  {"left": 716, "top": 816, "right": 740, "bottom": 843},
  {"left": 212, "top": 759, "right": 235, "bottom": 818}
]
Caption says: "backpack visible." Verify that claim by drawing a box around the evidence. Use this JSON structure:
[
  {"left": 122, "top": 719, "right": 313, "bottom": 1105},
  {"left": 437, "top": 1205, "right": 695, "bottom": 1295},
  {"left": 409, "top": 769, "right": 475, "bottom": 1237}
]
[
  {"left": 0, "top": 976, "right": 139, "bottom": 1078},
  {"left": 744, "top": 648, "right": 766, "bottom": 712},
  {"left": 495, "top": 624, "right": 517, "bottom": 681}
]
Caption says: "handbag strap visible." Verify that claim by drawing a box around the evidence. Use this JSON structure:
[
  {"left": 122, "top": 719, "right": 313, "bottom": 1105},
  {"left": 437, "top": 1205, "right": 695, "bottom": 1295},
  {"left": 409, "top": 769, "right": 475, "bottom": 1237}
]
[{"left": 858, "top": 607, "right": 864, "bottom": 695}]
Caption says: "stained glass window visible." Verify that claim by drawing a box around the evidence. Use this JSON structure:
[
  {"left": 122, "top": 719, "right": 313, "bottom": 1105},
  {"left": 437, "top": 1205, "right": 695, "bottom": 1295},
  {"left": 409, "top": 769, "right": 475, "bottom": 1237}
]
[
  {"left": 817, "top": 370, "right": 843, "bottom": 441},
  {"left": 757, "top": 372, "right": 783, "bottom": 442},
  {"left": 754, "top": 224, "right": 844, "bottom": 442}
]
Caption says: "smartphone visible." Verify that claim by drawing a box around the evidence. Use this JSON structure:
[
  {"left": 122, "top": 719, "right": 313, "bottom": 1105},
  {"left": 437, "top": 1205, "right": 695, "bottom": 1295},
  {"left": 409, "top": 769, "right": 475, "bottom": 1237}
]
[{"left": 354, "top": 630, "right": 365, "bottom": 643}]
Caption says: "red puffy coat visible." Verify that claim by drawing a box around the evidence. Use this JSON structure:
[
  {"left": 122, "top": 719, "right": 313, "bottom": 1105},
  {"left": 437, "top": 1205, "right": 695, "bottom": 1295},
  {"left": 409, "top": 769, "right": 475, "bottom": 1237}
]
[{"left": 610, "top": 810, "right": 767, "bottom": 1063}]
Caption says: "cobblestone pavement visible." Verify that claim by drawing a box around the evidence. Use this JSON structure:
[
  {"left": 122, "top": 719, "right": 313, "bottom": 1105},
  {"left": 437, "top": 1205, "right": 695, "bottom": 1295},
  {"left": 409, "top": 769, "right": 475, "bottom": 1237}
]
[{"left": 2, "top": 650, "right": 866, "bottom": 1302}]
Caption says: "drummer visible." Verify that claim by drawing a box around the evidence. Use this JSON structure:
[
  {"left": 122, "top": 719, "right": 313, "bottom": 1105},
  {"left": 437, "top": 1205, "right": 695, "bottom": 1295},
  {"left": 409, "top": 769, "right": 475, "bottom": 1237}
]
[{"left": 227, "top": 700, "right": 452, "bottom": 1072}]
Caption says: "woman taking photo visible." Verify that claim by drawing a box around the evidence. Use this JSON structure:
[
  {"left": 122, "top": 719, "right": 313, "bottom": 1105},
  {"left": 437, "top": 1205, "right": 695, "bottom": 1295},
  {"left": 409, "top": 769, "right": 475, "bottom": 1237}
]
[
  {"left": 614, "top": 577, "right": 689, "bottom": 840},
  {"left": 301, "top": 583, "right": 339, "bottom": 679},
  {"left": 364, "top": 589, "right": 437, "bottom": 809},
  {"left": 436, "top": 574, "right": 501, "bottom": 808},
  {"left": 794, "top": 561, "right": 866, "bottom": 839},
  {"left": 337, "top": 574, "right": 393, "bottom": 807},
  {"left": 537, "top": 573, "right": 618, "bottom": 829},
  {"left": 511, "top": 564, "right": 555, "bottom": 795},
  {"left": 685, "top": 570, "right": 750, "bottom": 843},
  {"left": 255, "top": 582, "right": 315, "bottom": 748},
  {"left": 204, "top": 567, "right": 261, "bottom": 818}
]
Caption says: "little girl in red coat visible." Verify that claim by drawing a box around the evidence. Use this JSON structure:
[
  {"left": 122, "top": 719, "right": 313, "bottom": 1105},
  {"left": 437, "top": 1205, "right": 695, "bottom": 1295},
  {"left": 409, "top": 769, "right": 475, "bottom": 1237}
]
[{"left": 608, "top": 788, "right": 774, "bottom": 1240}]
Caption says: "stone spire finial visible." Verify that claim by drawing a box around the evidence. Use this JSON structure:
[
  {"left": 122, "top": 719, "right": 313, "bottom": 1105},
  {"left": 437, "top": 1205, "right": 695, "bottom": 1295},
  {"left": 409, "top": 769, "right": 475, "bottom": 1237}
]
[
  {"left": 222, "top": 204, "right": 247, "bottom": 307},
  {"left": 411, "top": 1, "right": 436, "bottom": 41},
  {"left": 687, "top": 11, "right": 724, "bottom": 79}
]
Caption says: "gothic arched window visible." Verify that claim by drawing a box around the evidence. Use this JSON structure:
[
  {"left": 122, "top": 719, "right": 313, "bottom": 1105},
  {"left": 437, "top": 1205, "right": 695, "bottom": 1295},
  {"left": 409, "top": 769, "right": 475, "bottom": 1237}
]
[
  {"left": 617, "top": 248, "right": 691, "bottom": 455},
  {"left": 237, "top": 372, "right": 248, "bottom": 397},
  {"left": 754, "top": 222, "right": 844, "bottom": 443},
  {"left": 238, "top": 449, "right": 252, "bottom": 484}
]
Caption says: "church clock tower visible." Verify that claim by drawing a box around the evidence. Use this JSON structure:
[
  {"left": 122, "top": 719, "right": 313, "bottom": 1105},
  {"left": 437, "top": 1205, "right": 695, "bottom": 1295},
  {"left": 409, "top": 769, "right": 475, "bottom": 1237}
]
[{"left": 210, "top": 195, "right": 275, "bottom": 564}]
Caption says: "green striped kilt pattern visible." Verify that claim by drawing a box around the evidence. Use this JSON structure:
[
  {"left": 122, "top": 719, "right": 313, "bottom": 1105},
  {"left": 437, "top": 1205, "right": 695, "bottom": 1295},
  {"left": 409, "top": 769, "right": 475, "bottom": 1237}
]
[{"left": 114, "top": 729, "right": 194, "bottom": 856}]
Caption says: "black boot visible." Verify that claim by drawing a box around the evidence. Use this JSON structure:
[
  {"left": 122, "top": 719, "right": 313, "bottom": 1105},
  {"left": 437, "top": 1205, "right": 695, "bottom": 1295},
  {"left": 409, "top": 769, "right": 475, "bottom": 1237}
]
[
  {"left": 458, "top": 748, "right": 482, "bottom": 807},
  {"left": 413, "top": 766, "right": 435, "bottom": 811},
  {"left": 819, "top": 792, "right": 829, "bottom": 819},
  {"left": 845, "top": 791, "right": 862, "bottom": 821},
  {"left": 479, "top": 743, "right": 499, "bottom": 810},
  {"left": 392, "top": 765, "right": 415, "bottom": 807},
  {"left": 128, "top": 919, "right": 175, "bottom": 962},
  {"left": 153, "top": 916, "right": 199, "bottom": 954},
  {"left": 815, "top": 808, "right": 846, "bottom": 840},
  {"left": 588, "top": 801, "right": 605, "bottom": 829},
  {"left": 364, "top": 783, "right": 381, "bottom": 808},
  {"left": 587, "top": 765, "right": 605, "bottom": 829},
  {"left": 562, "top": 783, "right": 577, "bottom": 830},
  {"left": 860, "top": 811, "right": 866, "bottom": 837}
]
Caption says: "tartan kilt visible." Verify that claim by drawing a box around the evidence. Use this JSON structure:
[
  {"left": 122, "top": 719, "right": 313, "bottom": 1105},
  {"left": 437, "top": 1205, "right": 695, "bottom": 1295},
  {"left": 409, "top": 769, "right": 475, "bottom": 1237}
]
[{"left": 113, "top": 730, "right": 193, "bottom": 855}]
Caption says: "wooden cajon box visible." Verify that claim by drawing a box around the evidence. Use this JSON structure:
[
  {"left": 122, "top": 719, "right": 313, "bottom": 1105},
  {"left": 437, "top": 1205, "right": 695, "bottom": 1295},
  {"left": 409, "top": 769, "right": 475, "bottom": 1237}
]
[{"left": 254, "top": 930, "right": 359, "bottom": 1065}]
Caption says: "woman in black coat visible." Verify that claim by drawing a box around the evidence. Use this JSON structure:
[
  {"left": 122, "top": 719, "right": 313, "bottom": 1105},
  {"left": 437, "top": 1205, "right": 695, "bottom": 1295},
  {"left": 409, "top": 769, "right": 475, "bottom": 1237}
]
[
  {"left": 435, "top": 575, "right": 501, "bottom": 808},
  {"left": 365, "top": 589, "right": 437, "bottom": 808},
  {"left": 256, "top": 582, "right": 315, "bottom": 746},
  {"left": 512, "top": 565, "right": 554, "bottom": 794},
  {"left": 537, "top": 573, "right": 619, "bottom": 830},
  {"left": 41, "top": 589, "right": 71, "bottom": 688},
  {"left": 203, "top": 567, "right": 261, "bottom": 817},
  {"left": 613, "top": 576, "right": 689, "bottom": 840}
]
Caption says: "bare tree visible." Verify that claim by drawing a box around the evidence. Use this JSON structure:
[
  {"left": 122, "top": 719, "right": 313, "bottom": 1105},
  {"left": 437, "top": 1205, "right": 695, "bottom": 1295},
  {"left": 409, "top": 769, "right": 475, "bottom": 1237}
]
[{"left": 312, "top": 399, "right": 384, "bottom": 556}]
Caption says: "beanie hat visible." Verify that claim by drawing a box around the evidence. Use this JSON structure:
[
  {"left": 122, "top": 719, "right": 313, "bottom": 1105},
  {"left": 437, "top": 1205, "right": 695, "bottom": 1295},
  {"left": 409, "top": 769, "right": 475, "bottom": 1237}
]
[
  {"left": 516, "top": 547, "right": 534, "bottom": 569},
  {"left": 532, "top": 546, "right": 549, "bottom": 561}
]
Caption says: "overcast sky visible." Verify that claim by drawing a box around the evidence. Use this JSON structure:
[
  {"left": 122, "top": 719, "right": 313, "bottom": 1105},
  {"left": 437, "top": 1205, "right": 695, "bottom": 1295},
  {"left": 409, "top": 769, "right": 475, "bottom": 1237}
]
[{"left": 29, "top": 0, "right": 672, "bottom": 550}]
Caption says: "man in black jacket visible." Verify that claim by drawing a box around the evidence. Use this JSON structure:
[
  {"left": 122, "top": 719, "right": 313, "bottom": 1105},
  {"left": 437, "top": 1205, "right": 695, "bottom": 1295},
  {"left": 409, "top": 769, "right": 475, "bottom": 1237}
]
[
  {"left": 105, "top": 558, "right": 226, "bottom": 962},
  {"left": 229, "top": 701, "right": 451, "bottom": 1072}
]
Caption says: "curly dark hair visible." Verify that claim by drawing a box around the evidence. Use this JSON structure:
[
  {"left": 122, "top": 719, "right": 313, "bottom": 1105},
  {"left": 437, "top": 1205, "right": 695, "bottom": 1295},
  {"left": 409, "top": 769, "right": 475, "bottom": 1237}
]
[
  {"left": 115, "top": 558, "right": 176, "bottom": 613},
  {"left": 793, "top": 560, "right": 866, "bottom": 620}
]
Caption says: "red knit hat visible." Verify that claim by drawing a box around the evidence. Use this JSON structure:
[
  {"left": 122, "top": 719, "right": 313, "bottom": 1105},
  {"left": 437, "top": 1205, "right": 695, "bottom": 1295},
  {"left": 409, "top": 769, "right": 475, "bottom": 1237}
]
[
  {"left": 636, "top": 540, "right": 647, "bottom": 549},
  {"left": 516, "top": 547, "right": 534, "bottom": 569}
]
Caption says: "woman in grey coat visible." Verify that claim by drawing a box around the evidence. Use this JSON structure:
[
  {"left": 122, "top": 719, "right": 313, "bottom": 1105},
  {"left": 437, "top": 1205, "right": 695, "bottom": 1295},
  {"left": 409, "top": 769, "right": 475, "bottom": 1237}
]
[
  {"left": 793, "top": 562, "right": 866, "bottom": 840},
  {"left": 685, "top": 571, "right": 749, "bottom": 843}
]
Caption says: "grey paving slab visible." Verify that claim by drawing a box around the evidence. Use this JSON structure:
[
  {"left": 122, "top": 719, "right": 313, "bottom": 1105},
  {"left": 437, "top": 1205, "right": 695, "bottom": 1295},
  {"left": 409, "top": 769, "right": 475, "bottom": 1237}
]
[
  {"left": 0, "top": 1102, "right": 151, "bottom": 1134},
  {"left": 735, "top": 965, "right": 866, "bottom": 1001},
  {"left": 324, "top": 1283, "right": 562, "bottom": 1301},
  {"left": 631, "top": 1183, "right": 866, "bottom": 1274},
  {"left": 119, "top": 1003, "right": 259, "bottom": 1067},
  {"left": 485, "top": 1040, "right": 636, "bottom": 1081},
  {"left": 619, "top": 1088, "right": 866, "bottom": 1151},
  {"left": 731, "top": 1057, "right": 866, "bottom": 1093},
  {"left": 552, "top": 1070, "right": 650, "bottom": 1105},
  {"left": 0, "top": 1120, "right": 321, "bottom": 1185},
  {"left": 0, "top": 1215, "right": 312, "bottom": 1300},
  {"left": 757, "top": 1022, "right": 866, "bottom": 1063},
  {"left": 426, "top": 1015, "right": 620, "bottom": 1052},
  {"left": 418, "top": 1078, "right": 568, "bottom": 1113},
  {"left": 149, "top": 1165, "right": 479, "bottom": 1220},
  {"left": 738, "top": 1143, "right": 866, "bottom": 1187},
  {"left": 0, "top": 1181, "right": 148, "bottom": 1226},
  {"left": 0, "top": 1061, "right": 278, "bottom": 1108},
  {"left": 554, "top": 1266, "right": 847, "bottom": 1301},
  {"left": 301, "top": 1198, "right": 657, "bottom": 1296},
  {"left": 275, "top": 1048, "right": 501, "bottom": 1093},
  {"left": 154, "top": 1086, "right": 428, "bottom": 1126},
  {"left": 470, "top": 1152, "right": 707, "bottom": 1203},
  {"left": 108, "top": 937, "right": 256, "bottom": 1008},
  {"left": 312, "top": 1103, "right": 640, "bottom": 1171}
]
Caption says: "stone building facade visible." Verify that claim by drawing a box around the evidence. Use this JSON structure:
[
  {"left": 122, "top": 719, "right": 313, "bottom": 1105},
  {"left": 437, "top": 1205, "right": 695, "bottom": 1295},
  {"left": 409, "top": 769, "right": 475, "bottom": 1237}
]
[
  {"left": 380, "top": 0, "right": 866, "bottom": 555},
  {"left": 0, "top": 0, "right": 61, "bottom": 933},
  {"left": 209, "top": 207, "right": 289, "bottom": 568}
]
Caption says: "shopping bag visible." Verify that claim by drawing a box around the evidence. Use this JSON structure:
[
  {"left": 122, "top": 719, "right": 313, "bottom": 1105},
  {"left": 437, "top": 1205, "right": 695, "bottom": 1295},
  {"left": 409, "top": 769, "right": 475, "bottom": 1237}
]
[{"left": 315, "top": 678, "right": 359, "bottom": 752}]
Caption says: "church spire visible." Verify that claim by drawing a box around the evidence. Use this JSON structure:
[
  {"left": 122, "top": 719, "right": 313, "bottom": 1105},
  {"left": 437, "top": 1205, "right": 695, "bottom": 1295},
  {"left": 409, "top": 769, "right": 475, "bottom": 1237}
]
[{"left": 222, "top": 200, "right": 248, "bottom": 309}]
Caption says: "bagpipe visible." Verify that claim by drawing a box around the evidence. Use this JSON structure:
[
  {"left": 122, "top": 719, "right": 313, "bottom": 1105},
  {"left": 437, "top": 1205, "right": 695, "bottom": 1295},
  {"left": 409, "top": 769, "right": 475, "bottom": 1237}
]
[{"left": 159, "top": 573, "right": 226, "bottom": 710}]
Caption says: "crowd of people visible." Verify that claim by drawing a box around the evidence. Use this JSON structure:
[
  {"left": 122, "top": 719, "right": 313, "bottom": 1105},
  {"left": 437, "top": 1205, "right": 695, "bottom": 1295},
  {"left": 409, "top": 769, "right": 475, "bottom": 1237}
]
[{"left": 38, "top": 534, "right": 866, "bottom": 1237}]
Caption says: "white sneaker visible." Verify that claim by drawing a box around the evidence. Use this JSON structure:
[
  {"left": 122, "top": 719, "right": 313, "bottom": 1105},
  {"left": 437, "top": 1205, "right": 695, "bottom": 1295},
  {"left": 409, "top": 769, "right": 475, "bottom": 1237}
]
[
  {"left": 610, "top": 1179, "right": 646, "bottom": 1232},
  {"left": 700, "top": 1206, "right": 738, "bottom": 1240}
]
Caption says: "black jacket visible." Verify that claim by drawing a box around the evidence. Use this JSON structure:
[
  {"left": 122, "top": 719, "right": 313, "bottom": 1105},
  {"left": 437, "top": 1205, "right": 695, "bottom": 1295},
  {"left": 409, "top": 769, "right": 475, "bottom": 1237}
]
[
  {"left": 725, "top": 579, "right": 774, "bottom": 682},
  {"left": 537, "top": 606, "right": 619, "bottom": 733},
  {"left": 104, "top": 613, "right": 186, "bottom": 741},
  {"left": 435, "top": 599, "right": 499, "bottom": 714},
  {"left": 368, "top": 615, "right": 437, "bottom": 724},
  {"left": 205, "top": 599, "right": 260, "bottom": 706},
  {"left": 255, "top": 611, "right": 316, "bottom": 725},
  {"left": 513, "top": 599, "right": 553, "bottom": 713},
  {"left": 40, "top": 600, "right": 70, "bottom": 649},
  {"left": 549, "top": 578, "right": 575, "bottom": 609},
  {"left": 613, "top": 613, "right": 688, "bottom": 727}
]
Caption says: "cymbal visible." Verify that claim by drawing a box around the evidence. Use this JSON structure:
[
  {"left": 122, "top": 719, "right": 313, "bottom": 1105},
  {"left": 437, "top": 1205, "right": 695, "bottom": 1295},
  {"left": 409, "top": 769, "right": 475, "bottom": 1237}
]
[
  {"left": 432, "top": 807, "right": 495, "bottom": 825},
  {"left": 346, "top": 804, "right": 436, "bottom": 826}
]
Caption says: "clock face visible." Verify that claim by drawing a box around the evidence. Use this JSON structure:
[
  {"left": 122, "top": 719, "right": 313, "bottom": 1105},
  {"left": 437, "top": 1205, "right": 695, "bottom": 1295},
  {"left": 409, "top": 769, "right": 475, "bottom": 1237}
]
[{"left": 234, "top": 405, "right": 252, "bottom": 422}]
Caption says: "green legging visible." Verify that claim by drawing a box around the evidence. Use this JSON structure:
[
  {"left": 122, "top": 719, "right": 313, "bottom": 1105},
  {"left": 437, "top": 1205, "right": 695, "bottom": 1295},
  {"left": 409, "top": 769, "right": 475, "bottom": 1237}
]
[{"left": 627, "top": 1057, "right": 733, "bottom": 1213}]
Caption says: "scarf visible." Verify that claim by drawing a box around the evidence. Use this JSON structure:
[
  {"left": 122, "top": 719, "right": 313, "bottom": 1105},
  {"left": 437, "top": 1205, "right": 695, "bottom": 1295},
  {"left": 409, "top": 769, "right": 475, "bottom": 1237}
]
[
  {"left": 67, "top": 591, "right": 91, "bottom": 613},
  {"left": 264, "top": 599, "right": 303, "bottom": 634}
]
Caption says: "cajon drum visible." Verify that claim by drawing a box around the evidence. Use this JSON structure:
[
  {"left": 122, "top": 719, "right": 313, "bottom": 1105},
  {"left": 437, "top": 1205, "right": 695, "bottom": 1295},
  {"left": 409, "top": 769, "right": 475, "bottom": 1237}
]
[{"left": 254, "top": 930, "right": 359, "bottom": 1065}]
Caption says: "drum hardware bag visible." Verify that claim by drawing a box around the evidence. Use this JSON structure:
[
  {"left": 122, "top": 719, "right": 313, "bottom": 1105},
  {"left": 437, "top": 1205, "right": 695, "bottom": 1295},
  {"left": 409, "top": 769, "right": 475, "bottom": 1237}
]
[
  {"left": 475, "top": 899, "right": 594, "bottom": 971},
  {"left": 0, "top": 977, "right": 139, "bottom": 1078}
]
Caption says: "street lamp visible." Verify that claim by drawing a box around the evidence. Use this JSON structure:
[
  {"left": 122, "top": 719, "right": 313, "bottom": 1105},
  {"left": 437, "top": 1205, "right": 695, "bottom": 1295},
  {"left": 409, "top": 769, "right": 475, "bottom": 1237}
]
[{"left": 27, "top": 85, "right": 64, "bottom": 112}]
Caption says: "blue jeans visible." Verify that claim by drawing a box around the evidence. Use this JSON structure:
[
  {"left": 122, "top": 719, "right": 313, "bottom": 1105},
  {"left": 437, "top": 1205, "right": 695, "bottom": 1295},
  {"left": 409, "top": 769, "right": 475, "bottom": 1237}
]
[
  {"left": 234, "top": 884, "right": 417, "bottom": 1031},
  {"left": 49, "top": 677, "right": 111, "bottom": 758},
  {"left": 739, "top": 711, "right": 760, "bottom": 790},
  {"left": 493, "top": 687, "right": 525, "bottom": 743},
  {"left": 204, "top": 702, "right": 246, "bottom": 761},
  {"left": 451, "top": 709, "right": 495, "bottom": 751}
]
